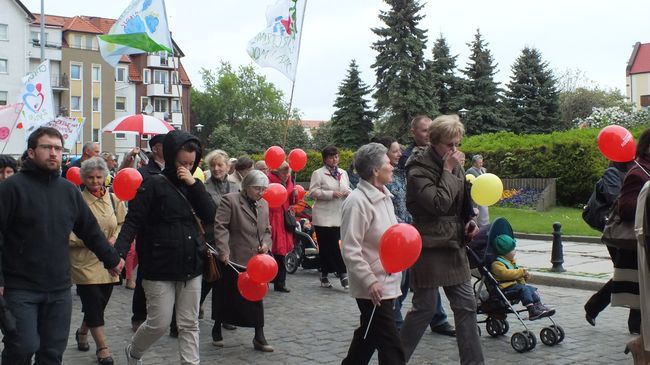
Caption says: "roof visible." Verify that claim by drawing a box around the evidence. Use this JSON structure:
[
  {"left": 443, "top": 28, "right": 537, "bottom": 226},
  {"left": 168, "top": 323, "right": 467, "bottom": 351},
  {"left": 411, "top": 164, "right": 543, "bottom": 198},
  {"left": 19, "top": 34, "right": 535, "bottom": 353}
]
[
  {"left": 627, "top": 42, "right": 650, "bottom": 76},
  {"left": 13, "top": 0, "right": 35, "bottom": 21},
  {"left": 33, "top": 14, "right": 65, "bottom": 27},
  {"left": 128, "top": 60, "right": 142, "bottom": 82},
  {"left": 300, "top": 120, "right": 326, "bottom": 129},
  {"left": 178, "top": 63, "right": 191, "bottom": 86},
  {"left": 63, "top": 16, "right": 103, "bottom": 34}
]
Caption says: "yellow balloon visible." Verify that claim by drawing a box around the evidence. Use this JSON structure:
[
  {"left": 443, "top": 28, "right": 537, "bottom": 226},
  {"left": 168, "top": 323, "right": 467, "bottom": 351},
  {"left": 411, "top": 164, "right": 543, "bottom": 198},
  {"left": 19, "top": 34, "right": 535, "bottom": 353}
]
[
  {"left": 470, "top": 173, "right": 503, "bottom": 206},
  {"left": 466, "top": 174, "right": 476, "bottom": 183},
  {"left": 193, "top": 166, "right": 206, "bottom": 183}
]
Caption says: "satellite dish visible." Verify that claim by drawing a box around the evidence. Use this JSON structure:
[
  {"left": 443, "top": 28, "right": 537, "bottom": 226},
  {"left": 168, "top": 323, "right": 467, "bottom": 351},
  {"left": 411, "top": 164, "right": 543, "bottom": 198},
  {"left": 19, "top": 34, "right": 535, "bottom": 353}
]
[{"left": 144, "top": 104, "right": 154, "bottom": 115}]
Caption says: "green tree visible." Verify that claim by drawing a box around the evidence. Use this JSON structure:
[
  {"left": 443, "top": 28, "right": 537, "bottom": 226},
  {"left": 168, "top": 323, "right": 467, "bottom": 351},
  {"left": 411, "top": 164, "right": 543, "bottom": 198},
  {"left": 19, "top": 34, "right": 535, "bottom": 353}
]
[
  {"left": 371, "top": 0, "right": 434, "bottom": 141},
  {"left": 559, "top": 87, "right": 628, "bottom": 125},
  {"left": 504, "top": 47, "right": 560, "bottom": 133},
  {"left": 311, "top": 121, "right": 336, "bottom": 151},
  {"left": 330, "top": 60, "right": 375, "bottom": 149},
  {"left": 461, "top": 29, "right": 503, "bottom": 135},
  {"left": 425, "top": 34, "right": 463, "bottom": 114}
]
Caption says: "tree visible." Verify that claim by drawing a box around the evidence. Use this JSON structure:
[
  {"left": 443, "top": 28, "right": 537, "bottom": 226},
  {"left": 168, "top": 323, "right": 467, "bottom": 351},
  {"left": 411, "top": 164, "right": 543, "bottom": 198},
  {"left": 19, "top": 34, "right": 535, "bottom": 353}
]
[
  {"left": 504, "top": 47, "right": 560, "bottom": 133},
  {"left": 460, "top": 29, "right": 504, "bottom": 135},
  {"left": 330, "top": 60, "right": 375, "bottom": 149},
  {"left": 311, "top": 122, "right": 337, "bottom": 151},
  {"left": 425, "top": 34, "right": 463, "bottom": 114},
  {"left": 371, "top": 0, "right": 434, "bottom": 141},
  {"left": 559, "top": 87, "right": 628, "bottom": 125}
]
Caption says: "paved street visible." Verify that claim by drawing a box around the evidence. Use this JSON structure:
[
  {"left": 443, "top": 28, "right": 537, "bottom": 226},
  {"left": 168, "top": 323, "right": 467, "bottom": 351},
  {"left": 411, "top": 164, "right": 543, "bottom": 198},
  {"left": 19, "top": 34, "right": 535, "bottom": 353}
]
[{"left": 61, "top": 265, "right": 635, "bottom": 364}]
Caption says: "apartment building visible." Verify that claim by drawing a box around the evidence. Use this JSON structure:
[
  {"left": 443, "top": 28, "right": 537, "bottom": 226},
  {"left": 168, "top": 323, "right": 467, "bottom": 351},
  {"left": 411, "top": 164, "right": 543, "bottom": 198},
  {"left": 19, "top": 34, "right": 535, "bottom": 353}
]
[{"left": 626, "top": 42, "right": 650, "bottom": 110}]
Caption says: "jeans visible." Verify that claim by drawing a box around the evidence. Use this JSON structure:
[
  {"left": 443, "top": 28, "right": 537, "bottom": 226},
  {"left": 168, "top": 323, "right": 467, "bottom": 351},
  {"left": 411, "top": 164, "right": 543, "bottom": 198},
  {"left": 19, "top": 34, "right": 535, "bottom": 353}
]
[
  {"left": 502, "top": 284, "right": 540, "bottom": 306},
  {"left": 393, "top": 269, "right": 448, "bottom": 329},
  {"left": 1, "top": 288, "right": 72, "bottom": 365}
]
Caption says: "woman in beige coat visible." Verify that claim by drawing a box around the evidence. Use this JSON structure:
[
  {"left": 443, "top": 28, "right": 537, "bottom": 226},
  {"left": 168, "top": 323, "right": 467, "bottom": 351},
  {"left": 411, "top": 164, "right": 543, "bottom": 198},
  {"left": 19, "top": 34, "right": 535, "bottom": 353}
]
[{"left": 70, "top": 157, "right": 126, "bottom": 365}]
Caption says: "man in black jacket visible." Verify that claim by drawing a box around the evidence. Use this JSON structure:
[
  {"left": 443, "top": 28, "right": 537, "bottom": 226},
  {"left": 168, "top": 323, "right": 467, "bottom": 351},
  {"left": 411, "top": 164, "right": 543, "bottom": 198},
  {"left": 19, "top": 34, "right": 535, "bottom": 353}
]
[{"left": 0, "top": 127, "right": 124, "bottom": 364}]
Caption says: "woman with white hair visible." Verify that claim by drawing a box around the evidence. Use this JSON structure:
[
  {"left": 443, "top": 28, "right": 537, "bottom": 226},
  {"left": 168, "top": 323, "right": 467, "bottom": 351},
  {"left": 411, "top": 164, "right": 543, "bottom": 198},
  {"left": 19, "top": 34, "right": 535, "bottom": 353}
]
[
  {"left": 213, "top": 170, "right": 274, "bottom": 352},
  {"left": 340, "top": 143, "right": 405, "bottom": 364},
  {"left": 70, "top": 156, "right": 127, "bottom": 365}
]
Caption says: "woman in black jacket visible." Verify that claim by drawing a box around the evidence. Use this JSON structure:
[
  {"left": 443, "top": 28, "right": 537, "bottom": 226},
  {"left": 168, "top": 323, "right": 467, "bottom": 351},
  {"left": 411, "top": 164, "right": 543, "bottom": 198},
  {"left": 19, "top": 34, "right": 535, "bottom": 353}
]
[{"left": 116, "top": 130, "right": 216, "bottom": 365}]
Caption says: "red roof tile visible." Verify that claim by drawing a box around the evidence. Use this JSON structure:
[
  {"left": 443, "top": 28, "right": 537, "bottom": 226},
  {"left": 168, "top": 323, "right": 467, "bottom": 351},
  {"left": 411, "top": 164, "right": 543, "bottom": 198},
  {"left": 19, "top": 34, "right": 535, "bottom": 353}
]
[
  {"left": 64, "top": 16, "right": 103, "bottom": 34},
  {"left": 178, "top": 64, "right": 191, "bottom": 86},
  {"left": 128, "top": 62, "right": 142, "bottom": 82},
  {"left": 33, "top": 14, "right": 66, "bottom": 27},
  {"left": 628, "top": 43, "right": 650, "bottom": 75}
]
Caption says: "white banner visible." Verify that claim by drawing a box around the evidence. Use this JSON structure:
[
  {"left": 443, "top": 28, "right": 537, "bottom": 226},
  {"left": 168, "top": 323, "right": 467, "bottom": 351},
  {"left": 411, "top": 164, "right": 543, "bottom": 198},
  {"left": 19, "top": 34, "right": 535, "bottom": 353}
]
[
  {"left": 0, "top": 103, "right": 23, "bottom": 153},
  {"left": 43, "top": 117, "right": 85, "bottom": 151},
  {"left": 18, "top": 60, "right": 55, "bottom": 138}
]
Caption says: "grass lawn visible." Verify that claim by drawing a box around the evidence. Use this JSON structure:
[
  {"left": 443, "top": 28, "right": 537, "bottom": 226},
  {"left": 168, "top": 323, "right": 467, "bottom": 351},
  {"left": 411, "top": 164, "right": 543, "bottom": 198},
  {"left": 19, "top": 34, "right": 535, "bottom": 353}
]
[{"left": 490, "top": 206, "right": 600, "bottom": 237}]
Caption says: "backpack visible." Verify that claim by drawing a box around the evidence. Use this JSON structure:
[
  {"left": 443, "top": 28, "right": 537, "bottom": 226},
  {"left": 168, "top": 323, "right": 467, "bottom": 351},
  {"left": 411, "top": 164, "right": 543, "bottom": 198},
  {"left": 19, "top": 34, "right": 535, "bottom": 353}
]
[{"left": 583, "top": 167, "right": 625, "bottom": 232}]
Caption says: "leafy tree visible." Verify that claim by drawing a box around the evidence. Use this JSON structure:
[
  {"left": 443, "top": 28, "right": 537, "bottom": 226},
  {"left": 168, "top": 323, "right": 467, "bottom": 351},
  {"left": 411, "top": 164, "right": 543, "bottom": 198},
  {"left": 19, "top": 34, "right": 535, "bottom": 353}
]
[
  {"left": 330, "top": 60, "right": 375, "bottom": 149},
  {"left": 311, "top": 121, "right": 337, "bottom": 151},
  {"left": 559, "top": 87, "right": 628, "bottom": 125},
  {"left": 460, "top": 29, "right": 504, "bottom": 135},
  {"left": 504, "top": 47, "right": 560, "bottom": 133},
  {"left": 371, "top": 0, "right": 434, "bottom": 141},
  {"left": 425, "top": 34, "right": 463, "bottom": 114}
]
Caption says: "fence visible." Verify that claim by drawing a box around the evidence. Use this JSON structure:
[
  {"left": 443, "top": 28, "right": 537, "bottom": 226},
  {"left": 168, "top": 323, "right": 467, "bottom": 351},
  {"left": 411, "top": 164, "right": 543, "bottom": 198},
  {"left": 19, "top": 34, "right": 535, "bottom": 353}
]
[{"left": 501, "top": 178, "right": 556, "bottom": 211}]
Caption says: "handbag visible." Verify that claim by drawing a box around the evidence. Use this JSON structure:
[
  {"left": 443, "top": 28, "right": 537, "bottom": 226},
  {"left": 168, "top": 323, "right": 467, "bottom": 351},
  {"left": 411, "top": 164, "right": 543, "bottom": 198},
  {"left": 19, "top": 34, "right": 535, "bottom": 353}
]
[
  {"left": 284, "top": 209, "right": 297, "bottom": 231},
  {"left": 160, "top": 175, "right": 221, "bottom": 282},
  {"left": 601, "top": 201, "right": 637, "bottom": 251}
]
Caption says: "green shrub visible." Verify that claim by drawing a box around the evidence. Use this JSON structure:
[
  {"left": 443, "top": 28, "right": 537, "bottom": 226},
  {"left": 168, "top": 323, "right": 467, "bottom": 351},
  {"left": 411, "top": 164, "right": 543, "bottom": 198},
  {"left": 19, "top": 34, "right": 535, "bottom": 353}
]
[{"left": 249, "top": 149, "right": 354, "bottom": 182}]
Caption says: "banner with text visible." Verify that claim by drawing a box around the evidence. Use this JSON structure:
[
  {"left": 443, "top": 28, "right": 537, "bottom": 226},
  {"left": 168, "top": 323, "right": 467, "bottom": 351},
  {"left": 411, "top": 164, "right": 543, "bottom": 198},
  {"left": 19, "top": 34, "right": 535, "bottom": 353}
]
[
  {"left": 18, "top": 60, "right": 55, "bottom": 138},
  {"left": 44, "top": 117, "right": 85, "bottom": 151}
]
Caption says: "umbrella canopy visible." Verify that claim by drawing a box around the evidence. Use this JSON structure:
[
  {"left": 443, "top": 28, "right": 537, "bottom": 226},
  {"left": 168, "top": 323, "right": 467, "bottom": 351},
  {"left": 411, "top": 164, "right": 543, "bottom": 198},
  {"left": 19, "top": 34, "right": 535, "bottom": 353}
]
[{"left": 102, "top": 114, "right": 174, "bottom": 135}]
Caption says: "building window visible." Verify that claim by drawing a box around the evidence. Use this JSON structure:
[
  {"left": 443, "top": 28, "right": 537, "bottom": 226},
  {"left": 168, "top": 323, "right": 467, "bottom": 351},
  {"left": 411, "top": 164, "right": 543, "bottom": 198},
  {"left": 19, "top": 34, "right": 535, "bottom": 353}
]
[
  {"left": 153, "top": 70, "right": 167, "bottom": 85},
  {"left": 92, "top": 128, "right": 99, "bottom": 142},
  {"left": 115, "top": 96, "right": 126, "bottom": 111},
  {"left": 141, "top": 134, "right": 151, "bottom": 140},
  {"left": 641, "top": 95, "right": 650, "bottom": 107},
  {"left": 92, "top": 66, "right": 100, "bottom": 82},
  {"left": 0, "top": 24, "right": 7, "bottom": 40},
  {"left": 172, "top": 71, "right": 179, "bottom": 85},
  {"left": 116, "top": 67, "right": 126, "bottom": 82},
  {"left": 115, "top": 133, "right": 126, "bottom": 139},
  {"left": 70, "top": 64, "right": 81, "bottom": 80},
  {"left": 0, "top": 91, "right": 7, "bottom": 106},
  {"left": 172, "top": 99, "right": 180, "bottom": 113},
  {"left": 73, "top": 34, "right": 82, "bottom": 48},
  {"left": 92, "top": 97, "right": 99, "bottom": 111},
  {"left": 143, "top": 69, "right": 151, "bottom": 84},
  {"left": 70, "top": 96, "right": 81, "bottom": 111},
  {"left": 141, "top": 97, "right": 150, "bottom": 112},
  {"left": 154, "top": 98, "right": 167, "bottom": 113},
  {"left": 30, "top": 31, "right": 48, "bottom": 45},
  {"left": 160, "top": 52, "right": 168, "bottom": 66},
  {"left": 85, "top": 36, "right": 93, "bottom": 50},
  {"left": 0, "top": 59, "right": 6, "bottom": 73}
]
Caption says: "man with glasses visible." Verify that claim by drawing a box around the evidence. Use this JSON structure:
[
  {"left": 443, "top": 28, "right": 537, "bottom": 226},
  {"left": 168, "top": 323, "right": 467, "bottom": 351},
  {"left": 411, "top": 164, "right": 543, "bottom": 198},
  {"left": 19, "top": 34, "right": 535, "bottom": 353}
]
[{"left": 0, "top": 127, "right": 124, "bottom": 364}]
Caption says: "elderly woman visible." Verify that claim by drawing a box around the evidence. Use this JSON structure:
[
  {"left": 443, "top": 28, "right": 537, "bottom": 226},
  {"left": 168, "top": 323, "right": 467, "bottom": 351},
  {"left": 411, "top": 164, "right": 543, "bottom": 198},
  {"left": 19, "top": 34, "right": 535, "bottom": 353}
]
[
  {"left": 309, "top": 145, "right": 351, "bottom": 288},
  {"left": 341, "top": 143, "right": 405, "bottom": 364},
  {"left": 213, "top": 170, "right": 274, "bottom": 352},
  {"left": 70, "top": 157, "right": 126, "bottom": 365},
  {"left": 399, "top": 114, "right": 484, "bottom": 364},
  {"left": 466, "top": 154, "right": 490, "bottom": 226},
  {"left": 268, "top": 161, "right": 296, "bottom": 293},
  {"left": 227, "top": 156, "right": 254, "bottom": 191}
]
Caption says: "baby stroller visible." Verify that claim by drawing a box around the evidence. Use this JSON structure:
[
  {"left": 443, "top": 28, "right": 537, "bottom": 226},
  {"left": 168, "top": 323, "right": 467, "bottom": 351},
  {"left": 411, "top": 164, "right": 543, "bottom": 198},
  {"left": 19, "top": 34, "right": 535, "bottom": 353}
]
[
  {"left": 468, "top": 217, "right": 564, "bottom": 353},
  {"left": 285, "top": 218, "right": 320, "bottom": 274}
]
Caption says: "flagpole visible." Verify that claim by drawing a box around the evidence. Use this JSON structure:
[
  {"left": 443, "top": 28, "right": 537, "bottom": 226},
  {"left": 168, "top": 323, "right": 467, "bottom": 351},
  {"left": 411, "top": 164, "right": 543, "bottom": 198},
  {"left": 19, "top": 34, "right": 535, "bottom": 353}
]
[{"left": 282, "top": 0, "right": 308, "bottom": 147}]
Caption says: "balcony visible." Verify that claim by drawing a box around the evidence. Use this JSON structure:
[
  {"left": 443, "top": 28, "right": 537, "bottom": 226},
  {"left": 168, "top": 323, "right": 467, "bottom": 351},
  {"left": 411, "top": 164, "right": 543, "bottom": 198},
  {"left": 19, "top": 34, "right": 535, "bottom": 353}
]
[
  {"left": 146, "top": 83, "right": 182, "bottom": 98},
  {"left": 147, "top": 55, "right": 180, "bottom": 69},
  {"left": 51, "top": 74, "right": 69, "bottom": 91},
  {"left": 28, "top": 40, "right": 62, "bottom": 61}
]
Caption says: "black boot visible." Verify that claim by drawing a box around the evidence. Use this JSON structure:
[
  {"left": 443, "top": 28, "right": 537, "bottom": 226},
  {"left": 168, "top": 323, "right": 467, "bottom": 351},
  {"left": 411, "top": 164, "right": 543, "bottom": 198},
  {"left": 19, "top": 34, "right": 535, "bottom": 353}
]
[{"left": 253, "top": 327, "right": 274, "bottom": 352}]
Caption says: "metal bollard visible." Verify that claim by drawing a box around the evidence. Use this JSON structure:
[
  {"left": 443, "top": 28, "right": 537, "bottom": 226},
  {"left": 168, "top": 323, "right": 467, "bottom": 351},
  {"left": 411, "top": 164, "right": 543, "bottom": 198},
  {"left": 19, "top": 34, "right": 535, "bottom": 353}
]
[{"left": 550, "top": 222, "right": 566, "bottom": 272}]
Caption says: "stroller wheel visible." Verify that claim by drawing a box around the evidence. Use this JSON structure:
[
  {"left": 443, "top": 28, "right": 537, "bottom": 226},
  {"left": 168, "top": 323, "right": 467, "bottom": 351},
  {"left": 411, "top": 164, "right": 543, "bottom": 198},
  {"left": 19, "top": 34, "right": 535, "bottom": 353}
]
[
  {"left": 499, "top": 319, "right": 509, "bottom": 335},
  {"left": 486, "top": 317, "right": 502, "bottom": 337},
  {"left": 285, "top": 252, "right": 299, "bottom": 274},
  {"left": 550, "top": 325, "right": 565, "bottom": 343},
  {"left": 540, "top": 327, "right": 558, "bottom": 346},
  {"left": 524, "top": 330, "right": 537, "bottom": 350},
  {"left": 510, "top": 332, "right": 530, "bottom": 353}
]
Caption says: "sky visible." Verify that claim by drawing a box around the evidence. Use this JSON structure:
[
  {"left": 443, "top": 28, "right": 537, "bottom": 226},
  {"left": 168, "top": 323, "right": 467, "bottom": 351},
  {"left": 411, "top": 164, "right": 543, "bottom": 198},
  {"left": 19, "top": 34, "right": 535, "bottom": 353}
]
[{"left": 20, "top": 0, "right": 650, "bottom": 121}]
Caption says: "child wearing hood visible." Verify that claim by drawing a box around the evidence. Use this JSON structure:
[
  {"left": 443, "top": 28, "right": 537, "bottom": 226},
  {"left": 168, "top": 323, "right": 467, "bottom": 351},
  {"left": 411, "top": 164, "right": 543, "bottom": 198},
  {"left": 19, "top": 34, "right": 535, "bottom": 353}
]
[{"left": 491, "top": 234, "right": 555, "bottom": 320}]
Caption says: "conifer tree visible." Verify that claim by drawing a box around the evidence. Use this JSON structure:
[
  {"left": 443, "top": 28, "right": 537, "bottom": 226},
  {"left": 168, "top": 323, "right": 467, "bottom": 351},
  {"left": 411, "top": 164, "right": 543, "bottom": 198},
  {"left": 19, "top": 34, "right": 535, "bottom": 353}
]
[{"left": 425, "top": 34, "right": 463, "bottom": 114}]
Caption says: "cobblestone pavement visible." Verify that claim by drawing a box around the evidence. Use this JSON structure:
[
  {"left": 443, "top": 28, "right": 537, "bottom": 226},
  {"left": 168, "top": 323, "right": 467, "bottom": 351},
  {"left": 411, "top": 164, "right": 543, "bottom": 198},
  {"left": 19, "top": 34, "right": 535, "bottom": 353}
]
[{"left": 63, "top": 269, "right": 634, "bottom": 364}]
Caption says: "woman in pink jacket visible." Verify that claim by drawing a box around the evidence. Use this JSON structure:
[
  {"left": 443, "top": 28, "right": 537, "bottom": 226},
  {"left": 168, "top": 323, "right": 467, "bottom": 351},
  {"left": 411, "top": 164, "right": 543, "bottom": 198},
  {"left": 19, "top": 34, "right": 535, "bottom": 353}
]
[{"left": 267, "top": 162, "right": 295, "bottom": 292}]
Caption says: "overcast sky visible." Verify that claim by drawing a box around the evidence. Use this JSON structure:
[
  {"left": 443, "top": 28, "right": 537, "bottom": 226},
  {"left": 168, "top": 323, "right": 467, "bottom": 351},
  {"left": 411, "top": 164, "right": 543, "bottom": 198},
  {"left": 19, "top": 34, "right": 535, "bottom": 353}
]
[{"left": 20, "top": 0, "right": 650, "bottom": 121}]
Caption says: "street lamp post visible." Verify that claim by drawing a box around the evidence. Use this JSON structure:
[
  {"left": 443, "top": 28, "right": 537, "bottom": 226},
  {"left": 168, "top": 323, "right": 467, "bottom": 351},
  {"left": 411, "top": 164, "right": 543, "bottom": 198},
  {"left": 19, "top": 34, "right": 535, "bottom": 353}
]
[
  {"left": 195, "top": 123, "right": 204, "bottom": 133},
  {"left": 458, "top": 108, "right": 469, "bottom": 118}
]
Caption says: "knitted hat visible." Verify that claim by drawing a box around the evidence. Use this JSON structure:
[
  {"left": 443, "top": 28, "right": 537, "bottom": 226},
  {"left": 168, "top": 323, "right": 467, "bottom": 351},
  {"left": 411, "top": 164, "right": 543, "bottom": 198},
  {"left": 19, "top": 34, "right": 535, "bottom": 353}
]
[{"left": 494, "top": 234, "right": 516, "bottom": 255}]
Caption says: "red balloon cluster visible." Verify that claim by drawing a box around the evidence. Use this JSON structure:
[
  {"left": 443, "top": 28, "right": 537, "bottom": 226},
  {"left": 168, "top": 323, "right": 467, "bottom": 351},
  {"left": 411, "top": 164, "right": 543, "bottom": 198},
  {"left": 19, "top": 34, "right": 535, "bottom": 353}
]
[
  {"left": 237, "top": 272, "right": 268, "bottom": 302},
  {"left": 262, "top": 183, "right": 288, "bottom": 208},
  {"left": 379, "top": 223, "right": 423, "bottom": 274},
  {"left": 113, "top": 168, "right": 143, "bottom": 201},
  {"left": 264, "top": 146, "right": 285, "bottom": 170},
  {"left": 598, "top": 125, "right": 636, "bottom": 162},
  {"left": 66, "top": 166, "right": 82, "bottom": 186},
  {"left": 237, "top": 254, "right": 278, "bottom": 302},
  {"left": 288, "top": 149, "right": 307, "bottom": 172}
]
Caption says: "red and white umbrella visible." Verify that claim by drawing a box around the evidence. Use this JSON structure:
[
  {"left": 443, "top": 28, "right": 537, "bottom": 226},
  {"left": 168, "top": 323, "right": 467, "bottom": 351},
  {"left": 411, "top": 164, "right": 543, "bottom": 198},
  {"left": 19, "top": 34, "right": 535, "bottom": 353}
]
[{"left": 102, "top": 114, "right": 174, "bottom": 135}]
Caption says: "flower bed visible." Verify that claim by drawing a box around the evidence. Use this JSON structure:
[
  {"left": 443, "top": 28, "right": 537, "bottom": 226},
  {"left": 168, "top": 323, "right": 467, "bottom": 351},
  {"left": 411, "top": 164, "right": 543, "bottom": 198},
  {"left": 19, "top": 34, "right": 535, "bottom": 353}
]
[{"left": 495, "top": 188, "right": 543, "bottom": 209}]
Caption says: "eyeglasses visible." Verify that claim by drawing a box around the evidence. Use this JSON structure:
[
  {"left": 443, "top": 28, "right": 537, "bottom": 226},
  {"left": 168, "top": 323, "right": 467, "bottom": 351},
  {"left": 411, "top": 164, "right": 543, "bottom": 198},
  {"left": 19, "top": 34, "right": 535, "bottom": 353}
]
[{"left": 37, "top": 144, "right": 64, "bottom": 153}]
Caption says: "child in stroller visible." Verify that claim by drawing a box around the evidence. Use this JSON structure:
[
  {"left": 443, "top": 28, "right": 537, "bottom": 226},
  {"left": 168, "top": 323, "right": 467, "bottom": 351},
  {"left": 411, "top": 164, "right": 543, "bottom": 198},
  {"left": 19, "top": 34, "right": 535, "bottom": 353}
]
[{"left": 491, "top": 234, "right": 555, "bottom": 321}]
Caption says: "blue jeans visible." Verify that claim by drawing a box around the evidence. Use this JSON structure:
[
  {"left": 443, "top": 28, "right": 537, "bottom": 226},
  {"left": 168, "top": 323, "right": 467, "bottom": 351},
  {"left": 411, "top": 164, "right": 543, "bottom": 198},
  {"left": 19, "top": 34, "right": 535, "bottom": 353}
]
[
  {"left": 394, "top": 269, "right": 448, "bottom": 330},
  {"left": 502, "top": 284, "right": 539, "bottom": 306},
  {"left": 1, "top": 288, "right": 72, "bottom": 365}
]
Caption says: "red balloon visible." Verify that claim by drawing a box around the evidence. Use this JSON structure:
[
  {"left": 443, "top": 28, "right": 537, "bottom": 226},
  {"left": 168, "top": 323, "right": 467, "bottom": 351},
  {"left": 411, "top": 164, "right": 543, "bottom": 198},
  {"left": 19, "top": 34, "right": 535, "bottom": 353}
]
[
  {"left": 113, "top": 168, "right": 143, "bottom": 201},
  {"left": 247, "top": 254, "right": 278, "bottom": 283},
  {"left": 264, "top": 146, "right": 286, "bottom": 170},
  {"left": 262, "top": 183, "right": 288, "bottom": 208},
  {"left": 295, "top": 185, "right": 306, "bottom": 201},
  {"left": 237, "top": 272, "right": 268, "bottom": 302},
  {"left": 287, "top": 148, "right": 307, "bottom": 172},
  {"left": 66, "top": 166, "right": 82, "bottom": 186},
  {"left": 598, "top": 125, "right": 636, "bottom": 162},
  {"left": 379, "top": 223, "right": 423, "bottom": 274}
]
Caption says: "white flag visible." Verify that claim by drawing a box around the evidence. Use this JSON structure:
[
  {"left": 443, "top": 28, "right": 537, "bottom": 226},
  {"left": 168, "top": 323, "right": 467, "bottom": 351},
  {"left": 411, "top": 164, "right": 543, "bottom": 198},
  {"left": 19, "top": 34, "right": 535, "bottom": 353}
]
[
  {"left": 247, "top": 0, "right": 307, "bottom": 81},
  {"left": 43, "top": 117, "right": 85, "bottom": 151},
  {"left": 0, "top": 103, "right": 23, "bottom": 153},
  {"left": 18, "top": 60, "right": 55, "bottom": 138}
]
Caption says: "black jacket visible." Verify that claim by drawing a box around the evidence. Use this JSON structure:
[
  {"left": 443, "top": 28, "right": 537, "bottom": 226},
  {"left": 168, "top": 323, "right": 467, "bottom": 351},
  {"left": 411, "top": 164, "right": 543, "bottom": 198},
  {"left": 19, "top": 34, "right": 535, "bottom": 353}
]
[
  {"left": 138, "top": 158, "right": 162, "bottom": 181},
  {"left": 115, "top": 131, "right": 216, "bottom": 281},
  {"left": 0, "top": 159, "right": 121, "bottom": 292}
]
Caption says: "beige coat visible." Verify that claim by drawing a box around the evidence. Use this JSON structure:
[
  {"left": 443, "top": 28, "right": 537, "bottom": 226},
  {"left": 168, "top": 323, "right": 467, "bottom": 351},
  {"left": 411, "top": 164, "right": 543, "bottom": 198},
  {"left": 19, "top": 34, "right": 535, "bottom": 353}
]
[
  {"left": 69, "top": 190, "right": 126, "bottom": 284},
  {"left": 309, "top": 166, "right": 351, "bottom": 227},
  {"left": 341, "top": 180, "right": 401, "bottom": 300},
  {"left": 214, "top": 192, "right": 272, "bottom": 267}
]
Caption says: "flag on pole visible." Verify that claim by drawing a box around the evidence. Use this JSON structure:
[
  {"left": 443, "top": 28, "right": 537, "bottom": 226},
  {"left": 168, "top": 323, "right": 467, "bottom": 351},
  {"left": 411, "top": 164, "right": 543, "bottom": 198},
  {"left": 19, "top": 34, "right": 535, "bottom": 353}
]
[
  {"left": 18, "top": 60, "right": 55, "bottom": 137},
  {"left": 0, "top": 103, "right": 24, "bottom": 152},
  {"left": 247, "top": 0, "right": 307, "bottom": 81},
  {"left": 98, "top": 0, "right": 173, "bottom": 68}
]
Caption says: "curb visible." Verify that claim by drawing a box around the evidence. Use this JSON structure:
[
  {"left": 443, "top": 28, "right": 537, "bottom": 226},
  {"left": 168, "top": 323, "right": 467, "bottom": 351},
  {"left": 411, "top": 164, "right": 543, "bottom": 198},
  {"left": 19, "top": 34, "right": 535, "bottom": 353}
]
[
  {"left": 527, "top": 271, "right": 607, "bottom": 291},
  {"left": 515, "top": 232, "right": 601, "bottom": 244}
]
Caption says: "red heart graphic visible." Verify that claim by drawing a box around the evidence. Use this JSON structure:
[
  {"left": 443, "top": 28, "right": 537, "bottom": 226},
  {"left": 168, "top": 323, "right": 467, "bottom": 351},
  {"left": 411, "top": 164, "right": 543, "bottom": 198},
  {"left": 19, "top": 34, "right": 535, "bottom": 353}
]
[{"left": 16, "top": 123, "right": 23, "bottom": 129}]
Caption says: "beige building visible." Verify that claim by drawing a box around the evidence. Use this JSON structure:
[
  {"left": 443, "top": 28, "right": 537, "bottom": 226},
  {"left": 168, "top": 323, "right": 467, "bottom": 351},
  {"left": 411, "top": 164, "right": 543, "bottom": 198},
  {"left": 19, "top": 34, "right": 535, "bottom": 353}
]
[{"left": 626, "top": 42, "right": 650, "bottom": 110}]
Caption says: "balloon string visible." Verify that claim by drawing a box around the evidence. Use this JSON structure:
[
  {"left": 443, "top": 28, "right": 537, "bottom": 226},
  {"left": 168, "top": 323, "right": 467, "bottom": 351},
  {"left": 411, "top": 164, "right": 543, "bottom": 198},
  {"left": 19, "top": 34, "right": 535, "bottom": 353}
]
[
  {"left": 363, "top": 275, "right": 390, "bottom": 340},
  {"left": 228, "top": 262, "right": 243, "bottom": 274}
]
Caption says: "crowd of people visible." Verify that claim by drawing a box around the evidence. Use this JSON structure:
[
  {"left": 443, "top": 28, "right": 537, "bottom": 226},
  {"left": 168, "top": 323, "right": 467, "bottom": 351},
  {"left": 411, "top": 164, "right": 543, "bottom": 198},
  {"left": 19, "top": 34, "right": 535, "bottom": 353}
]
[{"left": 2, "top": 113, "right": 650, "bottom": 365}]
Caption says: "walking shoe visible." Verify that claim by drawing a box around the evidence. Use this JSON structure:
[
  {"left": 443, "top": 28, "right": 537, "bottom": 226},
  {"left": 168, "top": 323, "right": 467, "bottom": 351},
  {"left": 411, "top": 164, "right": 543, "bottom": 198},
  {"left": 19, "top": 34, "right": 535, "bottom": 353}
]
[
  {"left": 320, "top": 277, "right": 332, "bottom": 288},
  {"left": 538, "top": 303, "right": 555, "bottom": 317},
  {"left": 527, "top": 303, "right": 546, "bottom": 321},
  {"left": 340, "top": 276, "right": 349, "bottom": 289},
  {"left": 430, "top": 322, "right": 456, "bottom": 337},
  {"left": 212, "top": 338, "right": 224, "bottom": 347},
  {"left": 253, "top": 338, "right": 274, "bottom": 352},
  {"left": 124, "top": 345, "right": 142, "bottom": 365},
  {"left": 125, "top": 278, "right": 136, "bottom": 290}
]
